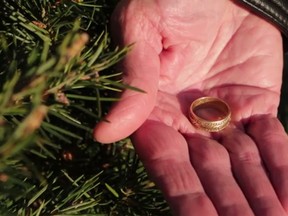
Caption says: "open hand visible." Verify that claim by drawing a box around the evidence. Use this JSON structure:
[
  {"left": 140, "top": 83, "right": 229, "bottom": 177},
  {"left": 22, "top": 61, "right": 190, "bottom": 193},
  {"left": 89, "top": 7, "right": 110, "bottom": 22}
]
[{"left": 94, "top": 0, "right": 288, "bottom": 215}]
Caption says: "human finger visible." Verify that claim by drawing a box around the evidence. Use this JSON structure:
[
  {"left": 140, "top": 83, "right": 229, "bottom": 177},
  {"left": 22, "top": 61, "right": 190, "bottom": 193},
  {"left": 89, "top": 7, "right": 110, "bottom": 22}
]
[
  {"left": 220, "top": 127, "right": 286, "bottom": 216},
  {"left": 93, "top": 42, "right": 159, "bottom": 143},
  {"left": 93, "top": 1, "right": 161, "bottom": 143},
  {"left": 132, "top": 120, "right": 218, "bottom": 216},
  {"left": 187, "top": 135, "right": 254, "bottom": 216},
  {"left": 247, "top": 115, "right": 288, "bottom": 213}
]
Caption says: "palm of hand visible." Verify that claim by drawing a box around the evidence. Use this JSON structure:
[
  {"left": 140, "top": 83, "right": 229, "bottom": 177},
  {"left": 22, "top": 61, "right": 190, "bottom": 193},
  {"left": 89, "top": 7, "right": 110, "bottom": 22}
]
[
  {"left": 148, "top": 0, "right": 282, "bottom": 134},
  {"left": 101, "top": 0, "right": 282, "bottom": 138}
]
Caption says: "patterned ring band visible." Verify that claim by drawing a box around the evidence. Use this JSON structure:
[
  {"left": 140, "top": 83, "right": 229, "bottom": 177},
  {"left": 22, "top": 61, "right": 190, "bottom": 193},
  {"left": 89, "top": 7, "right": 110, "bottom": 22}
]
[{"left": 189, "top": 97, "right": 231, "bottom": 132}]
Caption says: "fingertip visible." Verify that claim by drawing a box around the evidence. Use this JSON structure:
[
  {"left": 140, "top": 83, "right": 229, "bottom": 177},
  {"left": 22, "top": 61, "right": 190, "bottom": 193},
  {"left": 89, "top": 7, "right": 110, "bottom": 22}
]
[
  {"left": 93, "top": 117, "right": 135, "bottom": 144},
  {"left": 93, "top": 103, "right": 152, "bottom": 143},
  {"left": 93, "top": 122, "right": 116, "bottom": 144}
]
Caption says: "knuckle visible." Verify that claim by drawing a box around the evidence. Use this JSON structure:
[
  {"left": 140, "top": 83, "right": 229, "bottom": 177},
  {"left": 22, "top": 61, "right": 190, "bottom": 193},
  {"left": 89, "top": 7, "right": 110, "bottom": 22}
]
[
  {"left": 221, "top": 130, "right": 261, "bottom": 164},
  {"left": 190, "top": 138, "right": 230, "bottom": 169},
  {"left": 233, "top": 150, "right": 261, "bottom": 164}
]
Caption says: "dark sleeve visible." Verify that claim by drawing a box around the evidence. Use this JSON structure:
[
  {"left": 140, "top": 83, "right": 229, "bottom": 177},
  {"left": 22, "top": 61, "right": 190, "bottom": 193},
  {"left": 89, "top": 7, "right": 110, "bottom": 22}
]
[{"left": 235, "top": 0, "right": 288, "bottom": 37}]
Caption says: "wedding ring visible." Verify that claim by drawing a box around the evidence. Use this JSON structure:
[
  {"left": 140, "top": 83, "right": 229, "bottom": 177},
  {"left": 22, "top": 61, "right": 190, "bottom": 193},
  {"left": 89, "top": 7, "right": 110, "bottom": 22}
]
[{"left": 189, "top": 97, "right": 231, "bottom": 132}]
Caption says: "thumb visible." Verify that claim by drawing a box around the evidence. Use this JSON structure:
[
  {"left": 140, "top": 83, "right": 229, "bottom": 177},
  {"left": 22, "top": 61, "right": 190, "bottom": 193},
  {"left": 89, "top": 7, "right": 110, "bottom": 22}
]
[
  {"left": 94, "top": 1, "right": 161, "bottom": 143},
  {"left": 93, "top": 41, "right": 160, "bottom": 143}
]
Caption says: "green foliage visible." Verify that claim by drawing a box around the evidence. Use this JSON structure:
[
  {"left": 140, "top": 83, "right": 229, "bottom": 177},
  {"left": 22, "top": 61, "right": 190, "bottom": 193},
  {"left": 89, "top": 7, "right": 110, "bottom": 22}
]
[
  {"left": 0, "top": 0, "right": 170, "bottom": 215},
  {"left": 1, "top": 0, "right": 286, "bottom": 215}
]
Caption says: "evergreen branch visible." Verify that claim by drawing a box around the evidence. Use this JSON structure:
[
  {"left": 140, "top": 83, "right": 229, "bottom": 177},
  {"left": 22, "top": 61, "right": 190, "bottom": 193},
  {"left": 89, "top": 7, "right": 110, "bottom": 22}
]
[
  {"left": 48, "top": 109, "right": 92, "bottom": 132},
  {"left": 99, "top": 77, "right": 146, "bottom": 93},
  {"left": 41, "top": 122, "right": 83, "bottom": 140},
  {"left": 66, "top": 94, "right": 119, "bottom": 102},
  {"left": 0, "top": 71, "right": 21, "bottom": 114},
  {"left": 0, "top": 105, "right": 47, "bottom": 159},
  {"left": 0, "top": 0, "right": 171, "bottom": 215},
  {"left": 28, "top": 185, "right": 48, "bottom": 207}
]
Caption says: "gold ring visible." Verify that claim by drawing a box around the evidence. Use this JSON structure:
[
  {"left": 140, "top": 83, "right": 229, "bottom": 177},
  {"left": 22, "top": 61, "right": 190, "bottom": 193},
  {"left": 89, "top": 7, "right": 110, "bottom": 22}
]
[{"left": 189, "top": 97, "right": 231, "bottom": 132}]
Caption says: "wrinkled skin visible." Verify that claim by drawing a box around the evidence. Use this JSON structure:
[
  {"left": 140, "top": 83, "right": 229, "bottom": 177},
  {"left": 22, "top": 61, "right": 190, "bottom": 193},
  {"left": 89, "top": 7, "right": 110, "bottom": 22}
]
[{"left": 94, "top": 0, "right": 288, "bottom": 215}]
